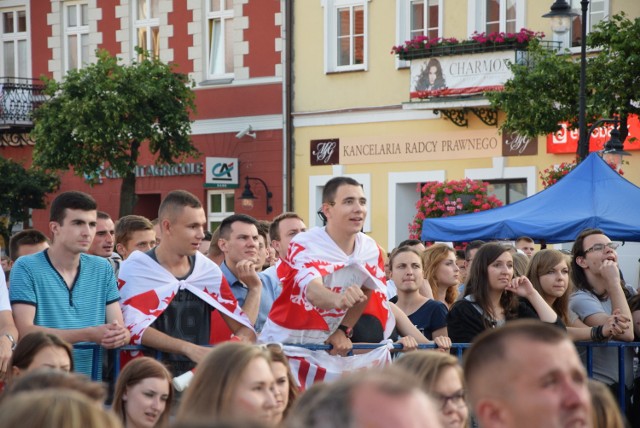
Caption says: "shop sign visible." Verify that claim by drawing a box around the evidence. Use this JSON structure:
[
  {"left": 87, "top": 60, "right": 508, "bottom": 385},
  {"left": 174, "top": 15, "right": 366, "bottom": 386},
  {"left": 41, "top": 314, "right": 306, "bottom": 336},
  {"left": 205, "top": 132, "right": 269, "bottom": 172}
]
[
  {"left": 337, "top": 129, "right": 501, "bottom": 165},
  {"left": 410, "top": 51, "right": 516, "bottom": 99},
  {"left": 310, "top": 139, "right": 340, "bottom": 165},
  {"left": 546, "top": 114, "right": 640, "bottom": 154},
  {"left": 205, "top": 157, "right": 239, "bottom": 188},
  {"left": 502, "top": 131, "right": 537, "bottom": 156},
  {"left": 98, "top": 162, "right": 204, "bottom": 182}
]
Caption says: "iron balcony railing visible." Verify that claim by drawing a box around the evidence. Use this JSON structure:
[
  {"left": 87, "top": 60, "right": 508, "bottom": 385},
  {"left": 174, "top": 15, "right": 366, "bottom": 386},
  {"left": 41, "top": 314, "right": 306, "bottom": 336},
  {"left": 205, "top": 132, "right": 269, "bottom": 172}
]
[{"left": 0, "top": 77, "right": 46, "bottom": 129}]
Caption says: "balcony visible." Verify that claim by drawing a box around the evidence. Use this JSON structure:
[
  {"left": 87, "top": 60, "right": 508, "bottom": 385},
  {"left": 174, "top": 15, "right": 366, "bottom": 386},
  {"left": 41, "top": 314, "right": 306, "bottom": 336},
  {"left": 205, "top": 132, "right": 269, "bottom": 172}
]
[{"left": 0, "top": 77, "right": 47, "bottom": 147}]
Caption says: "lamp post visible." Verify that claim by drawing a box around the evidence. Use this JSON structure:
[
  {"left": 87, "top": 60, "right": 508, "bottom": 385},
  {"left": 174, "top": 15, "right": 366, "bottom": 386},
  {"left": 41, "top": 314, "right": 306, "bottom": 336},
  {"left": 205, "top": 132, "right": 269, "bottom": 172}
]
[
  {"left": 239, "top": 176, "right": 273, "bottom": 214},
  {"left": 543, "top": 0, "right": 589, "bottom": 161}
]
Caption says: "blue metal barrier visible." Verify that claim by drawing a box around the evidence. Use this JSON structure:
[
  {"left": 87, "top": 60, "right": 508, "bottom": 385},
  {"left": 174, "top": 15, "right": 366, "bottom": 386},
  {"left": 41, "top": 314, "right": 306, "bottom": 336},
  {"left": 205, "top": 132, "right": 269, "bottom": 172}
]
[{"left": 76, "top": 341, "right": 638, "bottom": 411}]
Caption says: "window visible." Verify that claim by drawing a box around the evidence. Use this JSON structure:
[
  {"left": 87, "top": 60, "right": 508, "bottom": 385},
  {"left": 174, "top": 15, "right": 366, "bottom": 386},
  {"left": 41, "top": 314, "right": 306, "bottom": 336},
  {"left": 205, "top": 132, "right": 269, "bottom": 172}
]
[
  {"left": 469, "top": 0, "right": 523, "bottom": 36},
  {"left": 486, "top": 179, "right": 526, "bottom": 205},
  {"left": 207, "top": 0, "right": 234, "bottom": 79},
  {"left": 397, "top": 0, "right": 441, "bottom": 67},
  {"left": 323, "top": 0, "right": 369, "bottom": 73},
  {"left": 1, "top": 8, "right": 28, "bottom": 78},
  {"left": 554, "top": 0, "right": 608, "bottom": 50},
  {"left": 134, "top": 0, "right": 160, "bottom": 58},
  {"left": 208, "top": 190, "right": 235, "bottom": 232},
  {"left": 408, "top": 0, "right": 440, "bottom": 40},
  {"left": 64, "top": 2, "right": 89, "bottom": 71}
]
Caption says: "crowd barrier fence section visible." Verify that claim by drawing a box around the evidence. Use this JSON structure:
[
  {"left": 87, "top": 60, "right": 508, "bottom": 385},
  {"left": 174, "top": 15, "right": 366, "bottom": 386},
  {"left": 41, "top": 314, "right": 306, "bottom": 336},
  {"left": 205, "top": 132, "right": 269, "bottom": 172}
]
[{"left": 74, "top": 341, "right": 639, "bottom": 412}]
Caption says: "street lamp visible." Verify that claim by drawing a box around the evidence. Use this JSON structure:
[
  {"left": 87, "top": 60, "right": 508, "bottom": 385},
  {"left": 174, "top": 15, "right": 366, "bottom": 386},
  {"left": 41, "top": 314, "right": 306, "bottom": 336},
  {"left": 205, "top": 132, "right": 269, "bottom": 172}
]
[
  {"left": 543, "top": 1, "right": 588, "bottom": 161},
  {"left": 585, "top": 119, "right": 631, "bottom": 168},
  {"left": 239, "top": 176, "right": 273, "bottom": 214}
]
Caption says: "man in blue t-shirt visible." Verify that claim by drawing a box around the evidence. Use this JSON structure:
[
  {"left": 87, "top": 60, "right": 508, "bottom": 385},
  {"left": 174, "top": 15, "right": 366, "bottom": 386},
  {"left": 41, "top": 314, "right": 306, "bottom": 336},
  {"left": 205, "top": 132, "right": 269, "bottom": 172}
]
[{"left": 10, "top": 191, "right": 129, "bottom": 378}]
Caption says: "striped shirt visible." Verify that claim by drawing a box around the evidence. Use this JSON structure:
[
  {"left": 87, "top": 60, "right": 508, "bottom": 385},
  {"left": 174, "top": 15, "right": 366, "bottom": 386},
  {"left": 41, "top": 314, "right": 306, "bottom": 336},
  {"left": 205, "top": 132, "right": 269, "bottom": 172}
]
[{"left": 9, "top": 250, "right": 120, "bottom": 379}]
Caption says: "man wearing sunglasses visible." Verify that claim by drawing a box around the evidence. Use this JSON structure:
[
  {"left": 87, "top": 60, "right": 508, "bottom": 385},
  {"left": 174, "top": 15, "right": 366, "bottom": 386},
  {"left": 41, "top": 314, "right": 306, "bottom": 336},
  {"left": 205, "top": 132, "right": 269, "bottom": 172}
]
[{"left": 569, "top": 228, "right": 634, "bottom": 420}]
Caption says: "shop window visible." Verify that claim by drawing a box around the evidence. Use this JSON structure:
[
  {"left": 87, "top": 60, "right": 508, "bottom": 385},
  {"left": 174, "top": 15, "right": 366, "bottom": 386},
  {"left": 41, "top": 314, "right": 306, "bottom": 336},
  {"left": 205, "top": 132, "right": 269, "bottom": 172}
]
[
  {"left": 207, "top": 0, "right": 234, "bottom": 80},
  {"left": 64, "top": 2, "right": 90, "bottom": 71},
  {"left": 486, "top": 178, "right": 526, "bottom": 205},
  {"left": 1, "top": 7, "right": 28, "bottom": 78},
  {"left": 208, "top": 190, "right": 235, "bottom": 232},
  {"left": 323, "top": 0, "right": 369, "bottom": 73},
  {"left": 134, "top": 0, "right": 160, "bottom": 58}
]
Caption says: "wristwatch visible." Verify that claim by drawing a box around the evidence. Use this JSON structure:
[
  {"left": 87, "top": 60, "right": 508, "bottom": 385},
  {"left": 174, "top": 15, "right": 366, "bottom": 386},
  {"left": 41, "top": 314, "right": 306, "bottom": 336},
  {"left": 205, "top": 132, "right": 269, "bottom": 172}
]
[
  {"left": 337, "top": 324, "right": 353, "bottom": 339},
  {"left": 4, "top": 333, "right": 16, "bottom": 351}
]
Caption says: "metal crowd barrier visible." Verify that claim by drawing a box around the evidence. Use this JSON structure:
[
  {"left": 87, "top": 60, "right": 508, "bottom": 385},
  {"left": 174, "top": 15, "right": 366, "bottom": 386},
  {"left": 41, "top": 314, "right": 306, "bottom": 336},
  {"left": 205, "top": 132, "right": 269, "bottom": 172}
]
[{"left": 76, "top": 341, "right": 638, "bottom": 412}]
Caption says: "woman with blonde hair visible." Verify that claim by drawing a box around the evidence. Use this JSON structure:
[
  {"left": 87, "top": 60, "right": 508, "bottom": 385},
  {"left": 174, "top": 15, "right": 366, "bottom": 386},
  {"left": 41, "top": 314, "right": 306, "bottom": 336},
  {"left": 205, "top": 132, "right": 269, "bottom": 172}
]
[
  {"left": 395, "top": 352, "right": 468, "bottom": 428},
  {"left": 423, "top": 244, "right": 460, "bottom": 308},
  {"left": 112, "top": 357, "right": 173, "bottom": 428},
  {"left": 589, "top": 379, "right": 626, "bottom": 428},
  {"left": 176, "top": 342, "right": 278, "bottom": 426},
  {"left": 0, "top": 388, "right": 121, "bottom": 428}
]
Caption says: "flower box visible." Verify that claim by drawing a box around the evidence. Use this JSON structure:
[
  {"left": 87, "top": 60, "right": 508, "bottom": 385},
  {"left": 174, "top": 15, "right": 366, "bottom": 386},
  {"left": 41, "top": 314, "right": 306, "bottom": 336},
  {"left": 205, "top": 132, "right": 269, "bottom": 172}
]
[{"left": 393, "top": 28, "right": 543, "bottom": 61}]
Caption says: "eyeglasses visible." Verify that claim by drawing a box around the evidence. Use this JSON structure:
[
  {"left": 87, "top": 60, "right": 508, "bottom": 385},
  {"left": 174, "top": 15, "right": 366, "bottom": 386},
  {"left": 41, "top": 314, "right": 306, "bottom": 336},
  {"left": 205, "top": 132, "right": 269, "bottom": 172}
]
[
  {"left": 432, "top": 390, "right": 466, "bottom": 411},
  {"left": 584, "top": 242, "right": 619, "bottom": 254}
]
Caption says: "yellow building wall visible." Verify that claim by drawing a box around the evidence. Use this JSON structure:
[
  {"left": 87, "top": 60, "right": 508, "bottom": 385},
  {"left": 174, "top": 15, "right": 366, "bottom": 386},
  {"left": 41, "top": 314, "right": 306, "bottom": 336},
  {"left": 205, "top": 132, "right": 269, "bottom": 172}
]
[{"left": 292, "top": 1, "right": 640, "bottom": 250}]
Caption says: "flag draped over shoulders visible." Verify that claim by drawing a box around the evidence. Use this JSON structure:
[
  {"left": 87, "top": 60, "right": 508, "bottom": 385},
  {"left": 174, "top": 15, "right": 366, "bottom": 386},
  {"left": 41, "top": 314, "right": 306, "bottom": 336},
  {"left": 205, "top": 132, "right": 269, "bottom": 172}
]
[
  {"left": 266, "top": 227, "right": 390, "bottom": 333},
  {"left": 119, "top": 251, "right": 253, "bottom": 345}
]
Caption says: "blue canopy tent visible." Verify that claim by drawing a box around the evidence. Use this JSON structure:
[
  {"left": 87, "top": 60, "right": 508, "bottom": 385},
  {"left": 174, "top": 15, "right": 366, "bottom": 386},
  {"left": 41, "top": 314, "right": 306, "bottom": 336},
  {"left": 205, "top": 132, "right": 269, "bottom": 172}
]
[{"left": 421, "top": 153, "right": 640, "bottom": 243}]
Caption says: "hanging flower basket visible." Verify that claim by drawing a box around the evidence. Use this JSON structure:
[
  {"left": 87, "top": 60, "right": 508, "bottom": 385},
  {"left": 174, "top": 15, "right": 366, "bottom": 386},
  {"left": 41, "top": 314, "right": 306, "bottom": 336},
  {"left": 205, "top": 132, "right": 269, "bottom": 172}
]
[
  {"left": 392, "top": 28, "right": 544, "bottom": 61},
  {"left": 409, "top": 178, "right": 503, "bottom": 240}
]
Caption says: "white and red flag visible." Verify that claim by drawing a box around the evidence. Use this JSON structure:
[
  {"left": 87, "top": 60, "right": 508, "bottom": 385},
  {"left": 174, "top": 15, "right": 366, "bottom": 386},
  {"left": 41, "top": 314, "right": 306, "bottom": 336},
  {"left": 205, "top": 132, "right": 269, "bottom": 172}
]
[{"left": 119, "top": 250, "right": 254, "bottom": 346}]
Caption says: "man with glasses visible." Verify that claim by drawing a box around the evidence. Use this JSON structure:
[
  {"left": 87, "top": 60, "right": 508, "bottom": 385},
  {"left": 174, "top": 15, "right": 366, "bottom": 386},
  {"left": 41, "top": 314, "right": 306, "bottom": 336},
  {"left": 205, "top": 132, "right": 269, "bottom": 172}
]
[{"left": 569, "top": 228, "right": 634, "bottom": 420}]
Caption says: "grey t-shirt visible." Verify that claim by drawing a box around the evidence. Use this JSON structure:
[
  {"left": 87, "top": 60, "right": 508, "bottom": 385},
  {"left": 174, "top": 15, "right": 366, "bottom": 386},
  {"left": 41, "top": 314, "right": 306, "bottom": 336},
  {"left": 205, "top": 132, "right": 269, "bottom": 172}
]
[{"left": 569, "top": 289, "right": 633, "bottom": 387}]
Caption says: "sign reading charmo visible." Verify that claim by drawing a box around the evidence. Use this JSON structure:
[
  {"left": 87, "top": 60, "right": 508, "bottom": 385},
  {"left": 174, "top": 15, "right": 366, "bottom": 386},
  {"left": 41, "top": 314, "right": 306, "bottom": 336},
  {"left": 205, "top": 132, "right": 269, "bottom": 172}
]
[
  {"left": 410, "top": 51, "right": 516, "bottom": 99},
  {"left": 339, "top": 130, "right": 501, "bottom": 165}
]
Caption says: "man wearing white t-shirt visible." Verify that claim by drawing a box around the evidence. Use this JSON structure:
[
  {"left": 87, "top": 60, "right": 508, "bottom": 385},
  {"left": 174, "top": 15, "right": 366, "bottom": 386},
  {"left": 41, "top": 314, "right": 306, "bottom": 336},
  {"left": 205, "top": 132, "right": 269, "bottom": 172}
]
[
  {"left": 0, "top": 273, "right": 19, "bottom": 379},
  {"left": 261, "top": 177, "right": 391, "bottom": 356}
]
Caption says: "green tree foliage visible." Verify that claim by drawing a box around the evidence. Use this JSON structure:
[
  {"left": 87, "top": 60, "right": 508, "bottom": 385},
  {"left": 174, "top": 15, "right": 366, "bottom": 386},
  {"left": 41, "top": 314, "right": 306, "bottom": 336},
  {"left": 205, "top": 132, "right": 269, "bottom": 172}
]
[
  {"left": 0, "top": 157, "right": 59, "bottom": 245},
  {"left": 488, "top": 13, "right": 640, "bottom": 145},
  {"left": 31, "top": 50, "right": 198, "bottom": 217}
]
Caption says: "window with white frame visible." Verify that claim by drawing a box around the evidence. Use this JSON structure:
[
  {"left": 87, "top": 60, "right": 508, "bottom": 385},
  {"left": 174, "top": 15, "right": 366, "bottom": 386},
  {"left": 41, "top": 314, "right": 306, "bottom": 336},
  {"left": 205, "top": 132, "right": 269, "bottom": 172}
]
[
  {"left": 207, "top": 0, "right": 234, "bottom": 79},
  {"left": 470, "top": 0, "right": 523, "bottom": 35},
  {"left": 396, "top": 0, "right": 442, "bottom": 67},
  {"left": 553, "top": 0, "right": 608, "bottom": 50},
  {"left": 1, "top": 8, "right": 28, "bottom": 78},
  {"left": 134, "top": 0, "right": 160, "bottom": 58},
  {"left": 323, "top": 0, "right": 369, "bottom": 73},
  {"left": 64, "top": 2, "right": 89, "bottom": 71},
  {"left": 207, "top": 190, "right": 235, "bottom": 232}
]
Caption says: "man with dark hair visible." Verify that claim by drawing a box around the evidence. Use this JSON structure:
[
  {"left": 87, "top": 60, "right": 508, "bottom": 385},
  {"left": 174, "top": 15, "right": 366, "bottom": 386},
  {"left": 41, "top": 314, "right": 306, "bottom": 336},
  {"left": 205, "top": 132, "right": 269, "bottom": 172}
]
[
  {"left": 262, "top": 176, "right": 390, "bottom": 357},
  {"left": 268, "top": 212, "right": 307, "bottom": 259},
  {"left": 217, "top": 214, "right": 280, "bottom": 332},
  {"left": 9, "top": 229, "right": 49, "bottom": 262},
  {"left": 515, "top": 236, "right": 535, "bottom": 257},
  {"left": 569, "top": 228, "right": 634, "bottom": 415},
  {"left": 89, "top": 211, "right": 115, "bottom": 258},
  {"left": 10, "top": 191, "right": 129, "bottom": 379},
  {"left": 114, "top": 215, "right": 156, "bottom": 260},
  {"left": 464, "top": 319, "right": 591, "bottom": 428},
  {"left": 119, "top": 190, "right": 255, "bottom": 376}
]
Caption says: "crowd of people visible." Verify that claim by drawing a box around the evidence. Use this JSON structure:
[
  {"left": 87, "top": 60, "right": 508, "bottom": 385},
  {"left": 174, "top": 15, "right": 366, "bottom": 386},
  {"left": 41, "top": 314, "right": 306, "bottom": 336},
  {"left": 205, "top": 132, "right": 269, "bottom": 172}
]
[{"left": 0, "top": 176, "right": 636, "bottom": 427}]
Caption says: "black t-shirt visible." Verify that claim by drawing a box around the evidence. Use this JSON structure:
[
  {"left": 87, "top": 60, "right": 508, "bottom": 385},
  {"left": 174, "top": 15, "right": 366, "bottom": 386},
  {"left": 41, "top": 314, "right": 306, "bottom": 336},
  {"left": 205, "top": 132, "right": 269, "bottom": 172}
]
[{"left": 146, "top": 249, "right": 213, "bottom": 375}]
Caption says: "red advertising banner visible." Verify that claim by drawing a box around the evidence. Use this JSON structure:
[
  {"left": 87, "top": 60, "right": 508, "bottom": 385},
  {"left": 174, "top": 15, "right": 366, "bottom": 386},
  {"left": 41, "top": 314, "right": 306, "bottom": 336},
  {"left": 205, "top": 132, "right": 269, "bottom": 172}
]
[{"left": 547, "top": 114, "right": 640, "bottom": 154}]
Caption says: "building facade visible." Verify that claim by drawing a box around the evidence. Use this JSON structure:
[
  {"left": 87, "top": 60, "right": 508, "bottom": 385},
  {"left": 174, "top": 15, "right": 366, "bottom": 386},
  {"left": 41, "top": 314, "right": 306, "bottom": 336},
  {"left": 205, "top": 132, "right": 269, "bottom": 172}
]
[
  {"left": 0, "top": 0, "right": 286, "bottom": 234},
  {"left": 291, "top": 0, "right": 640, "bottom": 253}
]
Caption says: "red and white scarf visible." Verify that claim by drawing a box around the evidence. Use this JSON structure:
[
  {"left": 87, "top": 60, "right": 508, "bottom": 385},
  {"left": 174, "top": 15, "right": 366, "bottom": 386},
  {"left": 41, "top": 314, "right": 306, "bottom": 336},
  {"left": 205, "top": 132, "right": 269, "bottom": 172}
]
[
  {"left": 119, "top": 251, "right": 254, "bottom": 345},
  {"left": 265, "top": 227, "right": 392, "bottom": 336}
]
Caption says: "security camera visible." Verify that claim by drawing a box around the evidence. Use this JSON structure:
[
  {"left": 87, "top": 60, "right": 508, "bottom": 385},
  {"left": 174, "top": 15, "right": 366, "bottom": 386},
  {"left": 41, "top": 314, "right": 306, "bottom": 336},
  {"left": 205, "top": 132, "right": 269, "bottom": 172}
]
[{"left": 235, "top": 125, "right": 256, "bottom": 139}]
